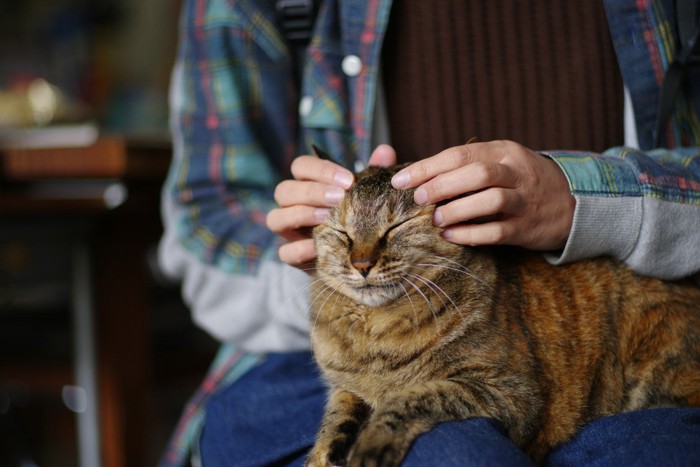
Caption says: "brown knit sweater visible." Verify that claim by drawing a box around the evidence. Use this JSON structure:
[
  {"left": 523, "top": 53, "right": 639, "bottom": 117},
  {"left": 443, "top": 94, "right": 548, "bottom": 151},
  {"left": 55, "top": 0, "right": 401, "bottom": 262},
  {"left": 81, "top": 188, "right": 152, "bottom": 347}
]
[{"left": 381, "top": 0, "right": 624, "bottom": 162}]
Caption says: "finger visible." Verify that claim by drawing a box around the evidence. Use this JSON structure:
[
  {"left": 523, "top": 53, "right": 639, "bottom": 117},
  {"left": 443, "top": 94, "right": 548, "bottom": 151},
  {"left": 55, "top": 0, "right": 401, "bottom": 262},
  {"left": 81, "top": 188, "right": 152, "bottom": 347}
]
[
  {"left": 266, "top": 206, "right": 330, "bottom": 235},
  {"left": 441, "top": 221, "right": 518, "bottom": 246},
  {"left": 278, "top": 227, "right": 313, "bottom": 243},
  {"left": 291, "top": 155, "right": 354, "bottom": 188},
  {"left": 414, "top": 161, "right": 519, "bottom": 205},
  {"left": 368, "top": 144, "right": 397, "bottom": 168},
  {"left": 293, "top": 261, "right": 317, "bottom": 275},
  {"left": 392, "top": 142, "right": 495, "bottom": 189},
  {"left": 274, "top": 180, "right": 346, "bottom": 208},
  {"left": 278, "top": 238, "right": 317, "bottom": 266},
  {"left": 432, "top": 188, "right": 523, "bottom": 227}
]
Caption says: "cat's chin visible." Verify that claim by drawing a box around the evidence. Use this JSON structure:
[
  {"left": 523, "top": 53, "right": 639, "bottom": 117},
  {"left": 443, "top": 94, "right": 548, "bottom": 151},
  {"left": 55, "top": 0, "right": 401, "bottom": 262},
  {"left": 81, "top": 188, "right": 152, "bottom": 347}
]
[{"left": 346, "top": 285, "right": 399, "bottom": 307}]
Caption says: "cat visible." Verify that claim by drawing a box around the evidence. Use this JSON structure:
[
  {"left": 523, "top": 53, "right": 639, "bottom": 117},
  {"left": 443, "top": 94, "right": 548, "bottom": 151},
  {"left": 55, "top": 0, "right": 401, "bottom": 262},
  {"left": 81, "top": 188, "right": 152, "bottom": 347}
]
[{"left": 306, "top": 164, "right": 700, "bottom": 467}]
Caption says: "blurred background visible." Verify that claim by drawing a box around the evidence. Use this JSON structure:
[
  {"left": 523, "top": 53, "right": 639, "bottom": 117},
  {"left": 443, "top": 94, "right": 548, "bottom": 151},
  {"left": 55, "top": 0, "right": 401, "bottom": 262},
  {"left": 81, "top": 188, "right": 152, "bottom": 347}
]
[
  {"left": 0, "top": 1, "right": 218, "bottom": 466},
  {"left": 0, "top": 0, "right": 174, "bottom": 134}
]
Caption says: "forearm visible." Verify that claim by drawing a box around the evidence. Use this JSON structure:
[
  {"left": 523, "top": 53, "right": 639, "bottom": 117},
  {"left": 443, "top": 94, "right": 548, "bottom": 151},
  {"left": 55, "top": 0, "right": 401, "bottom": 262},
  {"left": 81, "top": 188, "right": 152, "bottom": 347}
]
[
  {"left": 545, "top": 147, "right": 700, "bottom": 279},
  {"left": 159, "top": 0, "right": 310, "bottom": 350}
]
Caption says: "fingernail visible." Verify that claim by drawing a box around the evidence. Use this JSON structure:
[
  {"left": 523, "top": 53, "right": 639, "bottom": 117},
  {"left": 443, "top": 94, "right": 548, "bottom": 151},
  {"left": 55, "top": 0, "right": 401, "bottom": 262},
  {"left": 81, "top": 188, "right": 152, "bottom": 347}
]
[
  {"left": 315, "top": 208, "right": 331, "bottom": 222},
  {"left": 414, "top": 187, "right": 428, "bottom": 205},
  {"left": 392, "top": 170, "right": 411, "bottom": 188},
  {"left": 325, "top": 188, "right": 345, "bottom": 205},
  {"left": 433, "top": 208, "right": 444, "bottom": 226},
  {"left": 334, "top": 171, "right": 353, "bottom": 189},
  {"left": 441, "top": 228, "right": 452, "bottom": 239}
]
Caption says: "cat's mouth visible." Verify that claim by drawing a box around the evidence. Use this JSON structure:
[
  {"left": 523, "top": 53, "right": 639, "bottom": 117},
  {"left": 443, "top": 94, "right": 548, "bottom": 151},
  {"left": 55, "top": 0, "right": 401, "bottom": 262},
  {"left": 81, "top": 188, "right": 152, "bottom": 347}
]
[
  {"left": 348, "top": 282, "right": 399, "bottom": 307},
  {"left": 357, "top": 284, "right": 392, "bottom": 292}
]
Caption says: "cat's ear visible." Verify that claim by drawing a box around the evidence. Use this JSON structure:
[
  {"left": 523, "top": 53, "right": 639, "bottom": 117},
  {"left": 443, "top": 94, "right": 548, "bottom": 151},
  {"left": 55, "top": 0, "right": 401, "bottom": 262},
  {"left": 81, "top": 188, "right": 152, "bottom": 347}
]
[
  {"left": 311, "top": 144, "right": 333, "bottom": 161},
  {"left": 355, "top": 163, "right": 413, "bottom": 183},
  {"left": 355, "top": 165, "right": 385, "bottom": 182}
]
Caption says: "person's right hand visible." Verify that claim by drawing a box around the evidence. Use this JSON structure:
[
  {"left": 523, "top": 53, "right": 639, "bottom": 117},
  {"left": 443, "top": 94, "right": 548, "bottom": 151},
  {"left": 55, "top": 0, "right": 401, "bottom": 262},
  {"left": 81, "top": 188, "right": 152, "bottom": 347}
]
[{"left": 267, "top": 144, "right": 397, "bottom": 269}]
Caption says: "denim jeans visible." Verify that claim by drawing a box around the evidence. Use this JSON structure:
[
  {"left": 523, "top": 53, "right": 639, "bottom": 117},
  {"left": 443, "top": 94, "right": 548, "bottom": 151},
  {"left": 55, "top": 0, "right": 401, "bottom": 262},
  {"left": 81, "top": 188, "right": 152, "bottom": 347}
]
[{"left": 199, "top": 352, "right": 700, "bottom": 466}]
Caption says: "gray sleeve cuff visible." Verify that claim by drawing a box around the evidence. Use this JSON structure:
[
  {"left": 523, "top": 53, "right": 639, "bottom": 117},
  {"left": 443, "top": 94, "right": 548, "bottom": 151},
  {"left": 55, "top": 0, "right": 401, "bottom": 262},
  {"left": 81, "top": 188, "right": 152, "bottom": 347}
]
[
  {"left": 547, "top": 195, "right": 700, "bottom": 280},
  {"left": 545, "top": 195, "right": 642, "bottom": 266}
]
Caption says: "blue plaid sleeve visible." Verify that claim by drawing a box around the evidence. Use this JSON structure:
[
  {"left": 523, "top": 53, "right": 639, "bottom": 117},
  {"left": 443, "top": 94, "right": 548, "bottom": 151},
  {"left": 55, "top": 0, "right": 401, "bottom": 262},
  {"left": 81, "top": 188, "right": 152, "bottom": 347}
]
[
  {"left": 165, "top": 0, "right": 298, "bottom": 275},
  {"left": 546, "top": 147, "right": 700, "bottom": 204}
]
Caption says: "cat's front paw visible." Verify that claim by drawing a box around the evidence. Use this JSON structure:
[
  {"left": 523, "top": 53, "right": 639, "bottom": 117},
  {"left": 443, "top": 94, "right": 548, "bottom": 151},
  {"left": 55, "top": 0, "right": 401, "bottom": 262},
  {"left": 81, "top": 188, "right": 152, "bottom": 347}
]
[
  {"left": 305, "top": 444, "right": 345, "bottom": 467},
  {"left": 304, "top": 452, "right": 332, "bottom": 467},
  {"left": 346, "top": 427, "right": 410, "bottom": 467}
]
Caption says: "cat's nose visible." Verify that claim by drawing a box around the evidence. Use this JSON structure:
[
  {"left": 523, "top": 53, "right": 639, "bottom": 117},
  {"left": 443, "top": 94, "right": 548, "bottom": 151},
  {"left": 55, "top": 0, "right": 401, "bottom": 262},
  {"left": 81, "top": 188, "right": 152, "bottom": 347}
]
[{"left": 352, "top": 258, "right": 376, "bottom": 278}]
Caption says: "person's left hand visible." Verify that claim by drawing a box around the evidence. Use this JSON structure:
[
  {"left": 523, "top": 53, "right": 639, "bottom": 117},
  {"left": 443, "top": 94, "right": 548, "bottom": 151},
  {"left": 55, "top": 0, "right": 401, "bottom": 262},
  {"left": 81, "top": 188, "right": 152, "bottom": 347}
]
[
  {"left": 390, "top": 140, "right": 575, "bottom": 251},
  {"left": 267, "top": 144, "right": 397, "bottom": 270}
]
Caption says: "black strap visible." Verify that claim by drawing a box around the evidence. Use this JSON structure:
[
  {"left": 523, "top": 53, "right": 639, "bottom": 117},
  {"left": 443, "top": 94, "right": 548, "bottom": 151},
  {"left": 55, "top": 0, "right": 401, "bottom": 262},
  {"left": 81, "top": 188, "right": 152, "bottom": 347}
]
[
  {"left": 654, "top": 0, "right": 700, "bottom": 147},
  {"left": 275, "top": 0, "right": 319, "bottom": 43},
  {"left": 276, "top": 0, "right": 319, "bottom": 84}
]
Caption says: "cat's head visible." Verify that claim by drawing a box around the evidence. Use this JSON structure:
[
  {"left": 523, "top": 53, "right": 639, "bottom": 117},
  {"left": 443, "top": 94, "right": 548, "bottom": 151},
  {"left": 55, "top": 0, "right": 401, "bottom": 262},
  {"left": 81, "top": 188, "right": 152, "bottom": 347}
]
[{"left": 313, "top": 164, "right": 463, "bottom": 307}]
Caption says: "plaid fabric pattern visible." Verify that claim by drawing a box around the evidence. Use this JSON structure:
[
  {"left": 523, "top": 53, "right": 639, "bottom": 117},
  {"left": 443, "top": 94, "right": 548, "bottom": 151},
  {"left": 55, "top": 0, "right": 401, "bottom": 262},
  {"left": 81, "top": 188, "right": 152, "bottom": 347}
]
[
  {"left": 605, "top": 0, "right": 700, "bottom": 148},
  {"left": 166, "top": 0, "right": 700, "bottom": 279},
  {"left": 549, "top": 0, "right": 700, "bottom": 204},
  {"left": 547, "top": 146, "right": 700, "bottom": 203},
  {"left": 299, "top": 0, "right": 392, "bottom": 167},
  {"left": 166, "top": 0, "right": 295, "bottom": 276},
  {"left": 160, "top": 0, "right": 700, "bottom": 465}
]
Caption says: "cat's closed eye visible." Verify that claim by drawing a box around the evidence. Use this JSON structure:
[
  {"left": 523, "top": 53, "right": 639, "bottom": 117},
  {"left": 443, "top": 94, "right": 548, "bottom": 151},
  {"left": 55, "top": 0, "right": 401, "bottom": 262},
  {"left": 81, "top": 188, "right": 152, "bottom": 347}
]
[
  {"left": 382, "top": 215, "right": 431, "bottom": 241},
  {"left": 330, "top": 227, "right": 353, "bottom": 246},
  {"left": 378, "top": 220, "right": 411, "bottom": 246},
  {"left": 384, "top": 219, "right": 409, "bottom": 237}
]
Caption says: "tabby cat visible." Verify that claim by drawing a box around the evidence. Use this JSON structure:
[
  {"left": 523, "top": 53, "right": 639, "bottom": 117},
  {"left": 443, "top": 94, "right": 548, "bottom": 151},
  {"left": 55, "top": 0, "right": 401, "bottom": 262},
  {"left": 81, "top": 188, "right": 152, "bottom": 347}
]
[{"left": 307, "top": 164, "right": 700, "bottom": 466}]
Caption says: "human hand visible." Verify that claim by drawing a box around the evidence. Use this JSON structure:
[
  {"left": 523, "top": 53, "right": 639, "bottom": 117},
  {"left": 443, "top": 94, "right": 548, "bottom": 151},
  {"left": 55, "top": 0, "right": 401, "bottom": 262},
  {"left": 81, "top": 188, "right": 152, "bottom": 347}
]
[
  {"left": 391, "top": 140, "right": 574, "bottom": 251},
  {"left": 267, "top": 144, "right": 397, "bottom": 268}
]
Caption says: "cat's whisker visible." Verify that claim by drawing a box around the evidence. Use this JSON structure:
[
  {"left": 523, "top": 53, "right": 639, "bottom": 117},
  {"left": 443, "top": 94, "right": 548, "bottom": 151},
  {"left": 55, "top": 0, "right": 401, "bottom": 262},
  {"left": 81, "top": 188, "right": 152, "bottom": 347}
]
[
  {"left": 310, "top": 279, "right": 345, "bottom": 333},
  {"left": 292, "top": 276, "right": 331, "bottom": 300},
  {"left": 397, "top": 281, "right": 422, "bottom": 333},
  {"left": 312, "top": 289, "right": 336, "bottom": 331},
  {"left": 328, "top": 288, "right": 348, "bottom": 325},
  {"left": 407, "top": 272, "right": 467, "bottom": 325},
  {"left": 262, "top": 257, "right": 351, "bottom": 320},
  {"left": 406, "top": 272, "right": 460, "bottom": 314},
  {"left": 317, "top": 259, "right": 348, "bottom": 269},
  {"left": 401, "top": 277, "right": 440, "bottom": 332},
  {"left": 266, "top": 261, "right": 319, "bottom": 289},
  {"left": 255, "top": 263, "right": 320, "bottom": 321},
  {"left": 310, "top": 293, "right": 332, "bottom": 335},
  {"left": 415, "top": 258, "right": 493, "bottom": 290},
  {"left": 308, "top": 278, "right": 342, "bottom": 311},
  {"left": 433, "top": 255, "right": 492, "bottom": 289},
  {"left": 295, "top": 273, "right": 358, "bottom": 327},
  {"left": 308, "top": 289, "right": 333, "bottom": 324}
]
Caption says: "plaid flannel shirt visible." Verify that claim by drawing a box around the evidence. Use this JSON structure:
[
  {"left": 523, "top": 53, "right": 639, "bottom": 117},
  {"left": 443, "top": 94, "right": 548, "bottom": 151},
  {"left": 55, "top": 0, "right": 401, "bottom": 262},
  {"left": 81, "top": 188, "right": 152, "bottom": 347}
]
[{"left": 159, "top": 0, "right": 700, "bottom": 464}]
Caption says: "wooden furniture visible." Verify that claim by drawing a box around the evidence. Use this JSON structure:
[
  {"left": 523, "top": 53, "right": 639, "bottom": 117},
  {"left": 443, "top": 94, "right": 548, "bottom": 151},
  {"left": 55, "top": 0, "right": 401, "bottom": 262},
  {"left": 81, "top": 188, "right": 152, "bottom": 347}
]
[{"left": 0, "top": 135, "right": 171, "bottom": 467}]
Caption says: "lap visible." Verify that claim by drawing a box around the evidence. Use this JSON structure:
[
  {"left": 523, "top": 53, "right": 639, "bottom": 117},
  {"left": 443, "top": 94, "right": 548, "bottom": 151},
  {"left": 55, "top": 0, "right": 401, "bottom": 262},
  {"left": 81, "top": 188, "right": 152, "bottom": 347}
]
[
  {"left": 547, "top": 407, "right": 700, "bottom": 466},
  {"left": 199, "top": 352, "right": 325, "bottom": 466},
  {"left": 199, "top": 352, "right": 700, "bottom": 467}
]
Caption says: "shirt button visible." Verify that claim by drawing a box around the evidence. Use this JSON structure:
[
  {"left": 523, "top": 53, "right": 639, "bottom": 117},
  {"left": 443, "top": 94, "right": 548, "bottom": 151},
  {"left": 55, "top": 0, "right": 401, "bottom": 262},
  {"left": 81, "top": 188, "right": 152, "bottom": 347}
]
[
  {"left": 299, "top": 95, "right": 313, "bottom": 117},
  {"left": 341, "top": 55, "right": 363, "bottom": 77}
]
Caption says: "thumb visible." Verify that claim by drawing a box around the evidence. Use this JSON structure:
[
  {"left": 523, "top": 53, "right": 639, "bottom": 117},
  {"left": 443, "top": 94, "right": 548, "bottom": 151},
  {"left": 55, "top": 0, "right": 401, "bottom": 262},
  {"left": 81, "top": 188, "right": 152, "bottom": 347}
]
[{"left": 368, "top": 144, "right": 397, "bottom": 167}]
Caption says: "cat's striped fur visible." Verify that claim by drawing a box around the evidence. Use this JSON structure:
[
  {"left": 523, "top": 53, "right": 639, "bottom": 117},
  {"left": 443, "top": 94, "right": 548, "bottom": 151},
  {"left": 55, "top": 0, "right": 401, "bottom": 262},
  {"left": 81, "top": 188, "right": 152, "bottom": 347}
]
[{"left": 308, "top": 165, "right": 700, "bottom": 466}]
